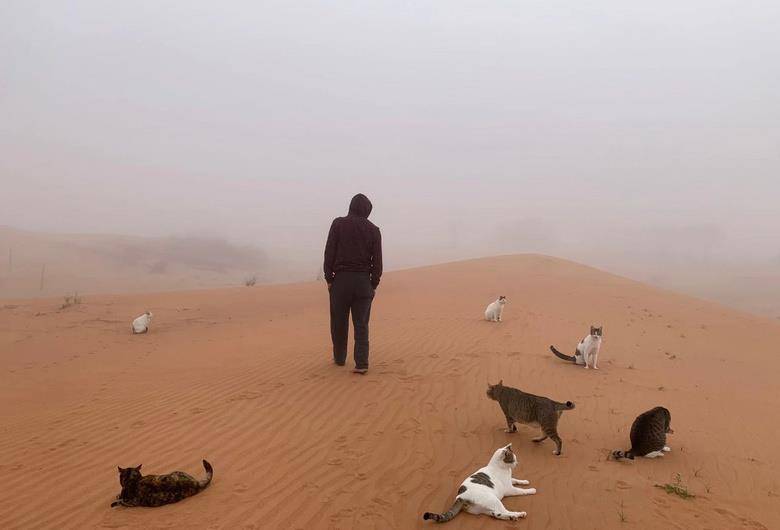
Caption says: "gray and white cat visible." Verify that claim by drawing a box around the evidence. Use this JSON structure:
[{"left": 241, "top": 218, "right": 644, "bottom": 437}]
[
  {"left": 484, "top": 296, "right": 507, "bottom": 322},
  {"left": 612, "top": 406, "right": 673, "bottom": 460},
  {"left": 550, "top": 325, "right": 602, "bottom": 369},
  {"left": 423, "top": 444, "right": 535, "bottom": 523}
]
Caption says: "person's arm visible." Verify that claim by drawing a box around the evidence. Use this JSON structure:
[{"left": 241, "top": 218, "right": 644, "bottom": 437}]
[
  {"left": 323, "top": 219, "right": 339, "bottom": 286},
  {"left": 371, "top": 227, "right": 382, "bottom": 289}
]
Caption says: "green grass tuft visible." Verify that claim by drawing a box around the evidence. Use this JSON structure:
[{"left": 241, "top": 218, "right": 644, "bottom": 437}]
[{"left": 655, "top": 473, "right": 695, "bottom": 499}]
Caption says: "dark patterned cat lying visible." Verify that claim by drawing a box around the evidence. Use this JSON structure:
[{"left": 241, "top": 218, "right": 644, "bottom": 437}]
[
  {"left": 487, "top": 381, "right": 575, "bottom": 456},
  {"left": 111, "top": 459, "right": 213, "bottom": 507},
  {"left": 612, "top": 407, "right": 673, "bottom": 460}
]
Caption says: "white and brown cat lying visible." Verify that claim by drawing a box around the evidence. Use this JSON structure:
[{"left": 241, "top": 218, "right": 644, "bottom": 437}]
[
  {"left": 423, "top": 444, "right": 535, "bottom": 523},
  {"left": 550, "top": 325, "right": 602, "bottom": 369}
]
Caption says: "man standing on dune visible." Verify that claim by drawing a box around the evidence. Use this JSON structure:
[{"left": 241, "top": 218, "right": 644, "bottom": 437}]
[{"left": 324, "top": 193, "right": 382, "bottom": 374}]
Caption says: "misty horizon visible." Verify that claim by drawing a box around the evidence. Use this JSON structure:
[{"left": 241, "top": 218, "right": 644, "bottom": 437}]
[{"left": 2, "top": 1, "right": 779, "bottom": 277}]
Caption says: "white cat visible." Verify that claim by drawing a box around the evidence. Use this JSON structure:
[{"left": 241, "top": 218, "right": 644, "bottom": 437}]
[
  {"left": 132, "top": 311, "right": 153, "bottom": 334},
  {"left": 551, "top": 326, "right": 603, "bottom": 368},
  {"left": 423, "top": 444, "right": 536, "bottom": 523},
  {"left": 484, "top": 296, "right": 507, "bottom": 322},
  {"left": 577, "top": 326, "right": 602, "bottom": 369}
]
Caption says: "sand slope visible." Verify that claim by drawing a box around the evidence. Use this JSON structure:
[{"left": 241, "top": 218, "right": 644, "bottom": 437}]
[
  {"left": 0, "top": 226, "right": 273, "bottom": 299},
  {"left": 1, "top": 255, "right": 778, "bottom": 529}
]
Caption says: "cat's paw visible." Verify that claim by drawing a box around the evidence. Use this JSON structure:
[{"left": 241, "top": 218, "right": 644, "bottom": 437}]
[
  {"left": 524, "top": 488, "right": 537, "bottom": 495},
  {"left": 513, "top": 479, "right": 530, "bottom": 485},
  {"left": 553, "top": 450, "right": 561, "bottom": 456},
  {"left": 663, "top": 446, "right": 671, "bottom": 452},
  {"left": 509, "top": 512, "right": 527, "bottom": 520}
]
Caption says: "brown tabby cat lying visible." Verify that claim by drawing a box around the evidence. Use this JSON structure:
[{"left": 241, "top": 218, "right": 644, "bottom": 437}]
[
  {"left": 487, "top": 381, "right": 575, "bottom": 456},
  {"left": 111, "top": 460, "right": 213, "bottom": 507},
  {"left": 612, "top": 406, "right": 673, "bottom": 460}
]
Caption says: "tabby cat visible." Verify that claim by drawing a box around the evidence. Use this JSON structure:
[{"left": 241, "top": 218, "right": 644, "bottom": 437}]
[
  {"left": 612, "top": 407, "right": 673, "bottom": 460},
  {"left": 487, "top": 381, "right": 575, "bottom": 456},
  {"left": 423, "top": 444, "right": 535, "bottom": 523},
  {"left": 111, "top": 459, "right": 213, "bottom": 507}
]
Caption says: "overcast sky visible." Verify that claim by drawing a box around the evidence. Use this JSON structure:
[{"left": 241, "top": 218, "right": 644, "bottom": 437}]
[{"left": 1, "top": 1, "right": 778, "bottom": 270}]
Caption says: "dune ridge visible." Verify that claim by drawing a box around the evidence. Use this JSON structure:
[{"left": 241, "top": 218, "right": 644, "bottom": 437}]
[{"left": 1, "top": 255, "right": 778, "bottom": 529}]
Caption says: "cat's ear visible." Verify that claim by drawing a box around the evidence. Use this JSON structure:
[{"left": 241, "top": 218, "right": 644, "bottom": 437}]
[
  {"left": 135, "top": 464, "right": 142, "bottom": 471},
  {"left": 498, "top": 379, "right": 503, "bottom": 386},
  {"left": 117, "top": 466, "right": 123, "bottom": 473}
]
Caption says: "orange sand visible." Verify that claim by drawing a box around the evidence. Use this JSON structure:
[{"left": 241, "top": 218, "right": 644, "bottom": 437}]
[{"left": 1, "top": 255, "right": 778, "bottom": 529}]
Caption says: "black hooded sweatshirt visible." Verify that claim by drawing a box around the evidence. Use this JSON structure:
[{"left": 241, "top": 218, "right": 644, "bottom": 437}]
[{"left": 323, "top": 194, "right": 383, "bottom": 288}]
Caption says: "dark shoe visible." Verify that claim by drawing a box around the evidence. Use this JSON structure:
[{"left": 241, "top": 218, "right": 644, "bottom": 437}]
[
  {"left": 352, "top": 368, "right": 368, "bottom": 374},
  {"left": 334, "top": 359, "right": 345, "bottom": 366}
]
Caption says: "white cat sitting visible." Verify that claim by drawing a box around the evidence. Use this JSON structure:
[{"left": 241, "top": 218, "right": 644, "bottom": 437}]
[
  {"left": 423, "top": 444, "right": 536, "bottom": 523},
  {"left": 550, "top": 326, "right": 602, "bottom": 369},
  {"left": 484, "top": 296, "right": 507, "bottom": 322},
  {"left": 132, "top": 311, "right": 153, "bottom": 334}
]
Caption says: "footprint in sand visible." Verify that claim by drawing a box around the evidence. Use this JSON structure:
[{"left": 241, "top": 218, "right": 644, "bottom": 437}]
[
  {"left": 234, "top": 483, "right": 249, "bottom": 493},
  {"left": 616, "top": 480, "right": 631, "bottom": 490},
  {"left": 327, "top": 458, "right": 343, "bottom": 466},
  {"left": 131, "top": 420, "right": 145, "bottom": 428},
  {"left": 191, "top": 407, "right": 206, "bottom": 414},
  {"left": 714, "top": 508, "right": 769, "bottom": 529},
  {"left": 330, "top": 508, "right": 355, "bottom": 523},
  {"left": 227, "top": 391, "right": 261, "bottom": 402},
  {"left": 371, "top": 497, "right": 392, "bottom": 507}
]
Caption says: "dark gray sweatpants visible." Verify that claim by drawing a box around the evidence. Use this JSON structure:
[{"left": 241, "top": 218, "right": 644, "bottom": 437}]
[{"left": 329, "top": 272, "right": 374, "bottom": 369}]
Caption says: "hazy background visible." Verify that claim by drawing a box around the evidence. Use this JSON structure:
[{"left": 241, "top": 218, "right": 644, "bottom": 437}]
[{"left": 1, "top": 1, "right": 779, "bottom": 313}]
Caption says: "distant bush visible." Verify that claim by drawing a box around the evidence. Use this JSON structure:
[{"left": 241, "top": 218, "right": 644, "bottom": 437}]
[
  {"left": 61, "top": 292, "right": 82, "bottom": 309},
  {"left": 244, "top": 276, "right": 257, "bottom": 287}
]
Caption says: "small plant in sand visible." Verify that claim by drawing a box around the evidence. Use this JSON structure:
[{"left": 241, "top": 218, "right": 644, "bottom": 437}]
[
  {"left": 655, "top": 473, "right": 695, "bottom": 499},
  {"left": 244, "top": 275, "right": 257, "bottom": 287},
  {"left": 617, "top": 500, "right": 627, "bottom": 523},
  {"left": 60, "top": 292, "right": 82, "bottom": 309}
]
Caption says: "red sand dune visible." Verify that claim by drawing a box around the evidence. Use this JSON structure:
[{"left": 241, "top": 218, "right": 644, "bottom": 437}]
[{"left": 1, "top": 255, "right": 778, "bottom": 529}]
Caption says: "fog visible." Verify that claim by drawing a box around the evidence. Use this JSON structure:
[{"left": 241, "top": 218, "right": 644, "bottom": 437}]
[{"left": 2, "top": 1, "right": 779, "bottom": 277}]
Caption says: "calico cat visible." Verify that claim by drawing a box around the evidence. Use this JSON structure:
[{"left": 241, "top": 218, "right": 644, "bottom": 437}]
[
  {"left": 550, "top": 325, "right": 602, "bottom": 369},
  {"left": 612, "top": 407, "right": 673, "bottom": 460},
  {"left": 423, "top": 444, "right": 535, "bottom": 523},
  {"left": 487, "top": 381, "right": 575, "bottom": 456},
  {"left": 111, "top": 460, "right": 213, "bottom": 507},
  {"left": 484, "top": 296, "right": 507, "bottom": 322},
  {"left": 132, "top": 311, "right": 153, "bottom": 334}
]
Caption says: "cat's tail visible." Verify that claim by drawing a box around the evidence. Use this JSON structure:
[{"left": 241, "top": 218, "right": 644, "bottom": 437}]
[
  {"left": 554, "top": 400, "right": 575, "bottom": 411},
  {"left": 423, "top": 498, "right": 464, "bottom": 523},
  {"left": 198, "top": 459, "right": 214, "bottom": 489},
  {"left": 611, "top": 450, "right": 635, "bottom": 461},
  {"left": 550, "top": 345, "right": 577, "bottom": 363}
]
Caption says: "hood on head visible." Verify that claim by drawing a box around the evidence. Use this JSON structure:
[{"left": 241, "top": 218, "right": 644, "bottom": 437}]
[{"left": 348, "top": 194, "right": 372, "bottom": 218}]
